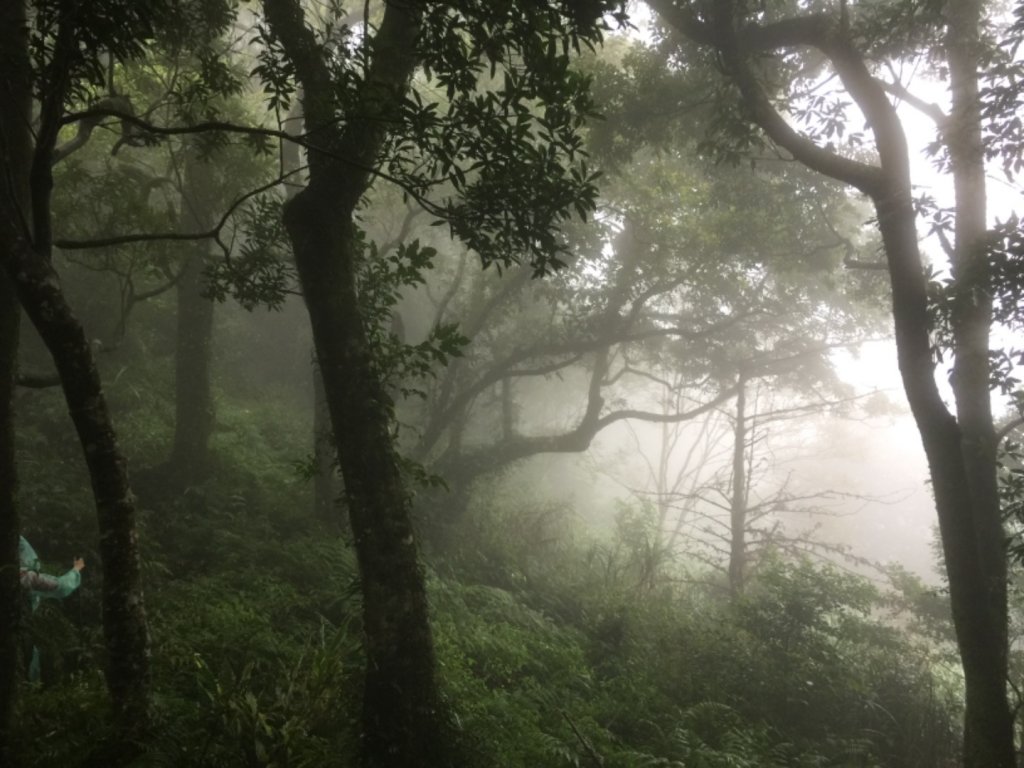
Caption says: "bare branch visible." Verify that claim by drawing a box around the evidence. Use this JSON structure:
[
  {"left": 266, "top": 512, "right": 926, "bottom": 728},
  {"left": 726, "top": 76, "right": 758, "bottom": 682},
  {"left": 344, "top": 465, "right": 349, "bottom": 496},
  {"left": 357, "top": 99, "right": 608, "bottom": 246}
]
[
  {"left": 53, "top": 168, "right": 302, "bottom": 251},
  {"left": 58, "top": 107, "right": 451, "bottom": 219},
  {"left": 997, "top": 416, "right": 1024, "bottom": 444},
  {"left": 561, "top": 712, "right": 605, "bottom": 768},
  {"left": 881, "top": 65, "right": 948, "bottom": 126}
]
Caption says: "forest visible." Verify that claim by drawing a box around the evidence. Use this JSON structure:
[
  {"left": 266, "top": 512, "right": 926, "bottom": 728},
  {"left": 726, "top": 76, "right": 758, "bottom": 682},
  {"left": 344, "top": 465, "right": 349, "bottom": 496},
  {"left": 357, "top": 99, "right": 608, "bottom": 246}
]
[{"left": 2, "top": 0, "right": 1024, "bottom": 766}]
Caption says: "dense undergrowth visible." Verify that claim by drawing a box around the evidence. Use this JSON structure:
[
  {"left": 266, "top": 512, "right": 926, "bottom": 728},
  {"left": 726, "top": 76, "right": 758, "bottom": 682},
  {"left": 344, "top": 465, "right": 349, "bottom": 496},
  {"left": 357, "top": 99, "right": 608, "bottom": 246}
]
[{"left": 10, "top": 370, "right": 962, "bottom": 767}]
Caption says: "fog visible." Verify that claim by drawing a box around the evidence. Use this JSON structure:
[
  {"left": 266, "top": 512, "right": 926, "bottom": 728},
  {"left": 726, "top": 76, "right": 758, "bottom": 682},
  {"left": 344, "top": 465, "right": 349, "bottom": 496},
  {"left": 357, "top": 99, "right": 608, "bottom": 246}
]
[
  {"left": 4, "top": 1, "right": 1021, "bottom": 766},
  {"left": 449, "top": 337, "right": 943, "bottom": 582}
]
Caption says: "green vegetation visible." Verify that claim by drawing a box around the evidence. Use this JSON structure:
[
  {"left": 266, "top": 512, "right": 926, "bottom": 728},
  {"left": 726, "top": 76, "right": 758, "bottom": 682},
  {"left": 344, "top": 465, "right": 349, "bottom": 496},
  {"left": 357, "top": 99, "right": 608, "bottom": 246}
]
[
  {"left": 5, "top": 0, "right": 1024, "bottom": 765},
  {"left": 11, "top": 427, "right": 962, "bottom": 766}
]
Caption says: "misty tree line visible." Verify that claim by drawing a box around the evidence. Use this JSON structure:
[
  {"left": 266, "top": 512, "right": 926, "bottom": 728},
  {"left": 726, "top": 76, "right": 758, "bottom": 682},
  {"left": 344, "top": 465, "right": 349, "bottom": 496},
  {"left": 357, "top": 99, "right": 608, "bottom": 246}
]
[{"left": 1, "top": 0, "right": 1024, "bottom": 766}]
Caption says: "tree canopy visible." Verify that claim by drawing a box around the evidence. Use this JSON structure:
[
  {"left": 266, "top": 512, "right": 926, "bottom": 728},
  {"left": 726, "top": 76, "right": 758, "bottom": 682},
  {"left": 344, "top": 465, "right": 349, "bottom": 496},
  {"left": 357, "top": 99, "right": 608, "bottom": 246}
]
[{"left": 2, "top": 0, "right": 1022, "bottom": 766}]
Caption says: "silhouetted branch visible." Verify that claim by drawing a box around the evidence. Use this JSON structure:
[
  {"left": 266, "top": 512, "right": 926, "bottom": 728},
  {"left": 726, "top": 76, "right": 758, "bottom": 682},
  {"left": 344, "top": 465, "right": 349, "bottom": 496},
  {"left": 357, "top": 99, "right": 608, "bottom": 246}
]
[
  {"left": 881, "top": 68, "right": 948, "bottom": 126},
  {"left": 998, "top": 416, "right": 1024, "bottom": 444},
  {"left": 53, "top": 169, "right": 302, "bottom": 252},
  {"left": 59, "top": 107, "right": 451, "bottom": 217}
]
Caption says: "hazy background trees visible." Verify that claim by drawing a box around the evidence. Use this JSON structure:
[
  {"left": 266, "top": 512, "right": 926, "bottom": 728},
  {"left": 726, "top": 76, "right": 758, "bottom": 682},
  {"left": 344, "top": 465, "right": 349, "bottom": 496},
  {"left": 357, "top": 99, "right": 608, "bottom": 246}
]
[{"left": 3, "top": 0, "right": 1023, "bottom": 766}]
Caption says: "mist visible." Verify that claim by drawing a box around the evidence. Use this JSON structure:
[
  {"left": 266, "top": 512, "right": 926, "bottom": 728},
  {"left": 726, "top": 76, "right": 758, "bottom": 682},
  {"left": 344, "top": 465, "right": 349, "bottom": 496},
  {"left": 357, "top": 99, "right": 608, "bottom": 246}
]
[{"left": 2, "top": 1, "right": 1021, "bottom": 766}]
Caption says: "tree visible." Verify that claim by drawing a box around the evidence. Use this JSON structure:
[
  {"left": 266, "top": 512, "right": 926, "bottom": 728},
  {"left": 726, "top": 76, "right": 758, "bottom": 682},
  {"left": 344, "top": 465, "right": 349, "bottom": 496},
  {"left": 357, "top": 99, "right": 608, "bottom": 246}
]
[
  {"left": 407, "top": 127, "right": 879, "bottom": 548},
  {"left": 254, "top": 1, "right": 619, "bottom": 764},
  {"left": 685, "top": 380, "right": 873, "bottom": 594},
  {"left": 48, "top": 34, "right": 274, "bottom": 492},
  {"left": 1, "top": 3, "right": 610, "bottom": 759},
  {"left": 0, "top": 2, "right": 30, "bottom": 752},
  {"left": 645, "top": 0, "right": 1014, "bottom": 763},
  {"left": 153, "top": 26, "right": 282, "bottom": 489},
  {"left": 0, "top": 0, "right": 238, "bottom": 752},
  {"left": 414, "top": 217, "right": 740, "bottom": 498},
  {"left": 164, "top": 151, "right": 218, "bottom": 486},
  {"left": 605, "top": 328, "right": 876, "bottom": 595}
]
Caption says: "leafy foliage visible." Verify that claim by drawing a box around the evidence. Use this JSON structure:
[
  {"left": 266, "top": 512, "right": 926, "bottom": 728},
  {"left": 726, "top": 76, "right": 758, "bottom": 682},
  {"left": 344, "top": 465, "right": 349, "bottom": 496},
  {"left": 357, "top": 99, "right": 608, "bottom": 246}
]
[
  {"left": 12, "top": 383, "right": 962, "bottom": 767},
  {"left": 6, "top": 3, "right": 976, "bottom": 767},
  {"left": 204, "top": 194, "right": 296, "bottom": 311}
]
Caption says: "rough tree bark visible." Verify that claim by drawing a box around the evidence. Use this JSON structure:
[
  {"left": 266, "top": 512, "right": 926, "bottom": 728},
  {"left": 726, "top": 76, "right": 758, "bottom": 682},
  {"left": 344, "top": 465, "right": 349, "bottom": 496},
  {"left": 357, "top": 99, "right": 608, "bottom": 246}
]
[
  {"left": 0, "top": 0, "right": 151, "bottom": 750},
  {"left": 648, "top": 0, "right": 1014, "bottom": 763},
  {"left": 312, "top": 358, "right": 338, "bottom": 520},
  {"left": 280, "top": 98, "right": 339, "bottom": 521},
  {"left": 0, "top": 273, "right": 17, "bottom": 758},
  {"left": 261, "top": 1, "right": 450, "bottom": 764},
  {"left": 0, "top": 2, "right": 28, "bottom": 750},
  {"left": 942, "top": 0, "right": 1013, "bottom": 759},
  {"left": 4, "top": 213, "right": 152, "bottom": 751}
]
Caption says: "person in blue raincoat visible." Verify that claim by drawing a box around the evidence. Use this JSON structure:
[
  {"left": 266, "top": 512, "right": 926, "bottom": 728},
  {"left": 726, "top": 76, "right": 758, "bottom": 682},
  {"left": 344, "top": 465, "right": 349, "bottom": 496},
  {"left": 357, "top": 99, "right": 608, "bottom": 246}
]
[{"left": 18, "top": 536, "right": 84, "bottom": 681}]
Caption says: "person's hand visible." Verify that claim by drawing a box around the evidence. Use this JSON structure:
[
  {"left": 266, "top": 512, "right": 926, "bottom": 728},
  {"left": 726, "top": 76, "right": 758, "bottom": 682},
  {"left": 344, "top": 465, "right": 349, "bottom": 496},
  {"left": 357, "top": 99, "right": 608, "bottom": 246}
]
[{"left": 72, "top": 558, "right": 85, "bottom": 572}]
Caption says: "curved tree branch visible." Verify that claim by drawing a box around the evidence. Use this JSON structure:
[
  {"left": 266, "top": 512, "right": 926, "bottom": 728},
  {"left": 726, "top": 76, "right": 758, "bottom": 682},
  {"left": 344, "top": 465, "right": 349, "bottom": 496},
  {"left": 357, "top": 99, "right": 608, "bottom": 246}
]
[
  {"left": 53, "top": 168, "right": 302, "bottom": 250},
  {"left": 451, "top": 379, "right": 740, "bottom": 479}
]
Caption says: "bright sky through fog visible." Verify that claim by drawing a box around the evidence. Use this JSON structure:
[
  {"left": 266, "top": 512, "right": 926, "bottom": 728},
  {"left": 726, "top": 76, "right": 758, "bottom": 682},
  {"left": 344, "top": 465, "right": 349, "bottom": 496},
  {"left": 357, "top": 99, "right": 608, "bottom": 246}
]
[
  {"left": 620, "top": 4, "right": 1024, "bottom": 578},
  {"left": 824, "top": 67, "right": 1024, "bottom": 580},
  {"left": 848, "top": 72, "right": 1023, "bottom": 408}
]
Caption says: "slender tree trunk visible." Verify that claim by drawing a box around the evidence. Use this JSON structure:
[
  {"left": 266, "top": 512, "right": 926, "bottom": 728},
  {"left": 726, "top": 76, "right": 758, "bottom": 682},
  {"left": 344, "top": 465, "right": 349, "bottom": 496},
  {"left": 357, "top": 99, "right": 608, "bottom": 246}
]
[
  {"left": 0, "top": 0, "right": 150, "bottom": 748},
  {"left": 263, "top": 1, "right": 450, "bottom": 763},
  {"left": 167, "top": 152, "right": 216, "bottom": 487},
  {"left": 876, "top": 180, "right": 1013, "bottom": 768},
  {"left": 3, "top": 245, "right": 151, "bottom": 738},
  {"left": 286, "top": 198, "right": 448, "bottom": 766},
  {"left": 0, "top": 1, "right": 29, "bottom": 751},
  {"left": 312, "top": 359, "right": 338, "bottom": 520},
  {"left": 649, "top": 1, "right": 1015, "bottom": 759},
  {"left": 943, "top": 0, "right": 1014, "bottom": 761},
  {"left": 0, "top": 277, "right": 19, "bottom": 759},
  {"left": 728, "top": 376, "right": 747, "bottom": 596}
]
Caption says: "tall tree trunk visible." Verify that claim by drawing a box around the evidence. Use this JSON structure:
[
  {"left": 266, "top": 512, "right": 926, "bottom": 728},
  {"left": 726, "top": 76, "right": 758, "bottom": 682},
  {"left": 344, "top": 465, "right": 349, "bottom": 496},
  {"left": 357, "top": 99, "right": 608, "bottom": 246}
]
[
  {"left": 166, "top": 152, "right": 216, "bottom": 487},
  {"left": 312, "top": 359, "right": 338, "bottom": 520},
  {"left": 877, "top": 178, "right": 1013, "bottom": 768},
  {"left": 4, "top": 246, "right": 152, "bottom": 745},
  {"left": 647, "top": 1, "right": 1016, "bottom": 761},
  {"left": 728, "top": 376, "right": 747, "bottom": 596},
  {"left": 0, "top": 1, "right": 28, "bottom": 751},
  {"left": 0, "top": 275, "right": 18, "bottom": 760},
  {"left": 0, "top": 0, "right": 150, "bottom": 749},
  {"left": 279, "top": 96, "right": 339, "bottom": 521},
  {"left": 288, "top": 201, "right": 448, "bottom": 766},
  {"left": 262, "top": 2, "right": 450, "bottom": 764},
  {"left": 943, "top": 0, "right": 1014, "bottom": 760}
]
